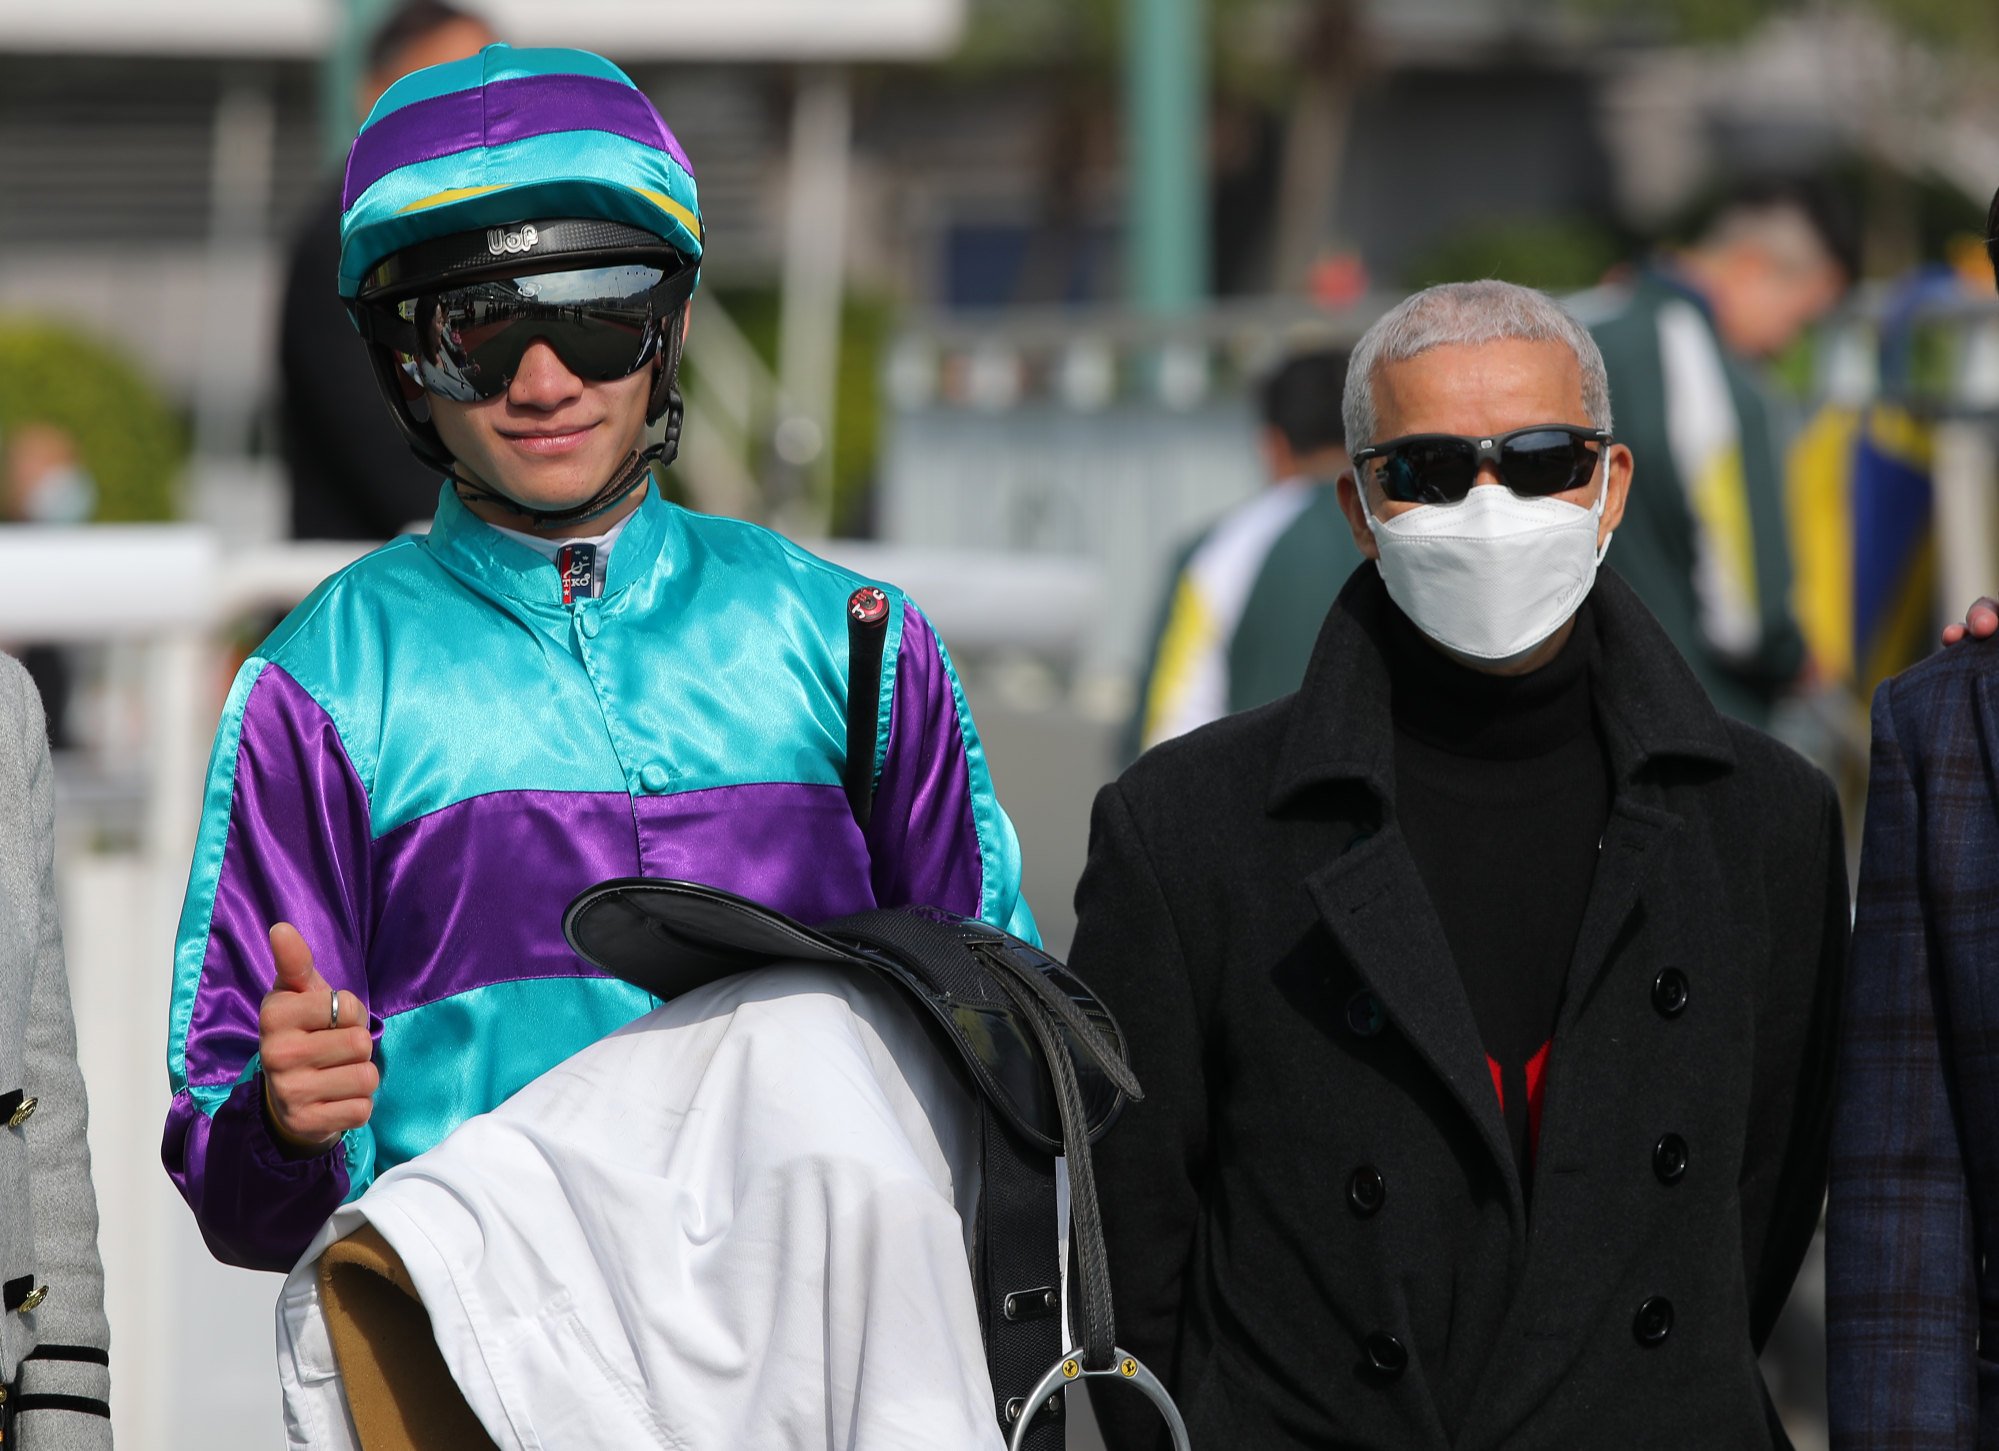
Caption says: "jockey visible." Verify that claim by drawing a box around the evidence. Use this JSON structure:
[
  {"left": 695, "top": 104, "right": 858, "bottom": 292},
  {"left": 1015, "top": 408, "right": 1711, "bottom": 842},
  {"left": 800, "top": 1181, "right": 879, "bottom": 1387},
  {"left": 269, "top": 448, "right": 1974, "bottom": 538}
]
[{"left": 163, "top": 42, "right": 1034, "bottom": 1274}]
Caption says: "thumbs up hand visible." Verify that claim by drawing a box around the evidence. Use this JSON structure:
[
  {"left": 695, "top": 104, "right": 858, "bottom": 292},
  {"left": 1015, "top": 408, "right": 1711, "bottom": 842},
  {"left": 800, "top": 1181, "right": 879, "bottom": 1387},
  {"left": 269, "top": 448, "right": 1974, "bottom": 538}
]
[{"left": 257, "top": 922, "right": 380, "bottom": 1156}]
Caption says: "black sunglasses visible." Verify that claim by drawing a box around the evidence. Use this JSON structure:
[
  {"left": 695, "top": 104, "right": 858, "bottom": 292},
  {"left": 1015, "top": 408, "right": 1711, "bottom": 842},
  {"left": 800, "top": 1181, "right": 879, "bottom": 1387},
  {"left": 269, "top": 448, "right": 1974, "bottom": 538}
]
[
  {"left": 361, "top": 262, "right": 697, "bottom": 403},
  {"left": 1353, "top": 425, "right": 1610, "bottom": 505}
]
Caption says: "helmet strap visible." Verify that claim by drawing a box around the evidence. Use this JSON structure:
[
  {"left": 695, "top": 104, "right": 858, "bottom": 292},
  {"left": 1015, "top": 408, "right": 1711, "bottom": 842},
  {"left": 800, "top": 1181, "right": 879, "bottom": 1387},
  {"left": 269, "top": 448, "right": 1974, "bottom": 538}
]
[{"left": 447, "top": 442, "right": 664, "bottom": 530}]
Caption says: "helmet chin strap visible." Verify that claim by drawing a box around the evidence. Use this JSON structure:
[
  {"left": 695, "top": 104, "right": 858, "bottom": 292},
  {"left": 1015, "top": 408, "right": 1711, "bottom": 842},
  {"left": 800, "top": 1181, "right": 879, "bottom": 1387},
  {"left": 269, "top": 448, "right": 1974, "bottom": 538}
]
[{"left": 448, "top": 440, "right": 664, "bottom": 531}]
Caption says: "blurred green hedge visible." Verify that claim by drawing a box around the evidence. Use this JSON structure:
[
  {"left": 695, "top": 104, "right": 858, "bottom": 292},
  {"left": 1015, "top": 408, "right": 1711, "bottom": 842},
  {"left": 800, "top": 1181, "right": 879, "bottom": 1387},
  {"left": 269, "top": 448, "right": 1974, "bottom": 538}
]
[{"left": 0, "top": 319, "right": 186, "bottom": 521}]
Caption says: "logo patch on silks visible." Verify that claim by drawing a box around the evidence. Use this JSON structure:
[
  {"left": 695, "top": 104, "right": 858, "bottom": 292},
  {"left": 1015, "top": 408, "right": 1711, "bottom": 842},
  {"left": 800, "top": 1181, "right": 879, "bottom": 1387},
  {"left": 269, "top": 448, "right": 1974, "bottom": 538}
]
[{"left": 559, "top": 543, "right": 597, "bottom": 604}]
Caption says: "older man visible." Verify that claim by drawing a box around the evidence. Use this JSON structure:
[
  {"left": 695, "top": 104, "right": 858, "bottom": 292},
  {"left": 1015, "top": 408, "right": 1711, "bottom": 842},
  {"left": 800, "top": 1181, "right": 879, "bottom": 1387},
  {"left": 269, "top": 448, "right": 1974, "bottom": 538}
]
[{"left": 1072, "top": 280, "right": 1848, "bottom": 1449}]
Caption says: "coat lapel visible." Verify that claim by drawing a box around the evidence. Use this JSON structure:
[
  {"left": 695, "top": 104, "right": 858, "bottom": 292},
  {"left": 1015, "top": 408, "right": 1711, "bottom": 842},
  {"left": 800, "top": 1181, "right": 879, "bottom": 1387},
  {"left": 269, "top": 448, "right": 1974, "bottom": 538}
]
[
  {"left": 1453, "top": 791, "right": 1690, "bottom": 1448},
  {"left": 1537, "top": 577, "right": 1730, "bottom": 1039},
  {"left": 1273, "top": 575, "right": 1529, "bottom": 1223},
  {"left": 1304, "top": 825, "right": 1526, "bottom": 1221},
  {"left": 1549, "top": 794, "right": 1682, "bottom": 1039}
]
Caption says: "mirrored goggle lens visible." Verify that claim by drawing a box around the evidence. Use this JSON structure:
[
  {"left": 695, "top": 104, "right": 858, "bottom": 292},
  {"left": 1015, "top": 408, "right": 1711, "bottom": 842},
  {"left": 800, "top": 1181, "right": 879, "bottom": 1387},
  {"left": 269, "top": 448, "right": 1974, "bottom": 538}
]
[{"left": 402, "top": 264, "right": 668, "bottom": 402}]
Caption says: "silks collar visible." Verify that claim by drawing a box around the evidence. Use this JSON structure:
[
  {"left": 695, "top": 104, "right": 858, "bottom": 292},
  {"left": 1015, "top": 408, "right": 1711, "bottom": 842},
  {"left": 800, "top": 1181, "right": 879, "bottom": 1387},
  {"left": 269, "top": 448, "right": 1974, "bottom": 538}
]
[{"left": 423, "top": 476, "right": 671, "bottom": 605}]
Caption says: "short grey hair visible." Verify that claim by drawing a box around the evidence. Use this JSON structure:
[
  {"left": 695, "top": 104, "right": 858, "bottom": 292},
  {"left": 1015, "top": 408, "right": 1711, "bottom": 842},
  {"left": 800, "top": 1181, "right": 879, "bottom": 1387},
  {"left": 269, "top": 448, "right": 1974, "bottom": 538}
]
[{"left": 1341, "top": 280, "right": 1613, "bottom": 456}]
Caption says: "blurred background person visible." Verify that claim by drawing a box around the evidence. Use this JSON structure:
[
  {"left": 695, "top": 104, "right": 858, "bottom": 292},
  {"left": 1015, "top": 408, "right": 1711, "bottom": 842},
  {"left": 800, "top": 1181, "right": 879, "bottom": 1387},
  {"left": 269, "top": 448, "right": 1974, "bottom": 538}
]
[
  {"left": 4, "top": 424, "right": 96, "bottom": 530},
  {"left": 1582, "top": 179, "right": 1855, "bottom": 730},
  {"left": 278, "top": 0, "right": 495, "bottom": 542},
  {"left": 0, "top": 651, "right": 112, "bottom": 1449},
  {"left": 1121, "top": 347, "right": 1358, "bottom": 763},
  {"left": 1, "top": 423, "right": 96, "bottom": 747}
]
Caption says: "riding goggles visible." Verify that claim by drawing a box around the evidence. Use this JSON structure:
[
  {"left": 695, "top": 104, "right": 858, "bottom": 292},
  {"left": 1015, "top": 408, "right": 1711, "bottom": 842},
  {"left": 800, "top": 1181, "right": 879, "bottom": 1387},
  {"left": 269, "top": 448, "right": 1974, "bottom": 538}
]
[
  {"left": 1353, "top": 424, "right": 1610, "bottom": 505},
  {"left": 365, "top": 262, "right": 697, "bottom": 403}
]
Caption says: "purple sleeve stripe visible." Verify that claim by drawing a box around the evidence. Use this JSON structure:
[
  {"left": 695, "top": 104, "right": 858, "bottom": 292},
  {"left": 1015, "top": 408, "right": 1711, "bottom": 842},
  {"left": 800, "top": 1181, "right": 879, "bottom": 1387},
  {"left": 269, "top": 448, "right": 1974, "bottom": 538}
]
[
  {"left": 863, "top": 605, "right": 984, "bottom": 919},
  {"left": 182, "top": 665, "right": 374, "bottom": 1088},
  {"left": 343, "top": 73, "right": 694, "bottom": 213},
  {"left": 161, "top": 1080, "right": 350, "bottom": 1273}
]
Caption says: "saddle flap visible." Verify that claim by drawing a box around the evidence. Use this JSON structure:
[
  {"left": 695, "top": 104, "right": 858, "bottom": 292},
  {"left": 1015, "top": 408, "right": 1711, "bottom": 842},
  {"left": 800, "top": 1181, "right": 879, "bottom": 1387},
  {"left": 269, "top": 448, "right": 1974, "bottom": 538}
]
[
  {"left": 564, "top": 879, "right": 1131, "bottom": 1154},
  {"left": 562, "top": 877, "right": 861, "bottom": 1002}
]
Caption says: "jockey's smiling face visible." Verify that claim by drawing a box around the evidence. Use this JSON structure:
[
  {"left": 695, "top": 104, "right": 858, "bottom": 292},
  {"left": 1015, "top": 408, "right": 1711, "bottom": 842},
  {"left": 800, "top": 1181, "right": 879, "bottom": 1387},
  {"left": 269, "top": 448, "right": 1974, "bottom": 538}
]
[{"left": 428, "top": 336, "right": 657, "bottom": 536}]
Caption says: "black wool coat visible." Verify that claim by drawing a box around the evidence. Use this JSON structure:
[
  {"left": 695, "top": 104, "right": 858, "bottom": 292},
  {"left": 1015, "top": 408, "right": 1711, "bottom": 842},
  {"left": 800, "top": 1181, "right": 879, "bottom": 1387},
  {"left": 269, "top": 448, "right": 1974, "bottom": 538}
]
[{"left": 1071, "top": 567, "right": 1847, "bottom": 1451}]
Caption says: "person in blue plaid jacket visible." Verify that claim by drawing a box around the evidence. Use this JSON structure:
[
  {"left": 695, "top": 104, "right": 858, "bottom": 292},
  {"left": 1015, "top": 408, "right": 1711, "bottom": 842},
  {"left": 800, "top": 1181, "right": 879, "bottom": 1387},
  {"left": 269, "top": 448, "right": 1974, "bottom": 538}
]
[
  {"left": 1826, "top": 186, "right": 1999, "bottom": 1449},
  {"left": 1826, "top": 625, "right": 1999, "bottom": 1444}
]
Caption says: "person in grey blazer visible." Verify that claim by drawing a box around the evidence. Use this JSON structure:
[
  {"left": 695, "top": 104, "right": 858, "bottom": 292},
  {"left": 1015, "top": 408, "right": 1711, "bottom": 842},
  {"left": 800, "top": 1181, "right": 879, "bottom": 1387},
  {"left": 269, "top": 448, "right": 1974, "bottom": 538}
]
[{"left": 0, "top": 654, "right": 111, "bottom": 1446}]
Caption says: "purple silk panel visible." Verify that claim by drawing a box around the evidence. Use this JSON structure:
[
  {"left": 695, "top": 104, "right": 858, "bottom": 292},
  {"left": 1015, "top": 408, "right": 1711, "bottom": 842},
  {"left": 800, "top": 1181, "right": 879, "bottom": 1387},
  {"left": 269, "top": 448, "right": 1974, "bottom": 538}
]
[
  {"left": 631, "top": 782, "right": 877, "bottom": 925},
  {"left": 184, "top": 665, "right": 375, "bottom": 1088},
  {"left": 863, "top": 607, "right": 984, "bottom": 919},
  {"left": 367, "top": 790, "right": 643, "bottom": 1017},
  {"left": 162, "top": 1079, "right": 349, "bottom": 1272},
  {"left": 343, "top": 73, "right": 695, "bottom": 211},
  {"left": 369, "top": 783, "right": 876, "bottom": 1015}
]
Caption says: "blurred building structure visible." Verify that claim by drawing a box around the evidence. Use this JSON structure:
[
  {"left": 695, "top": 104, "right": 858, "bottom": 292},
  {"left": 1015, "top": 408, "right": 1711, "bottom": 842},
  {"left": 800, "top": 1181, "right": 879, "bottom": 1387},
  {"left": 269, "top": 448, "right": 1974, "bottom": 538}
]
[{"left": 5, "top": 4, "right": 1994, "bottom": 552}]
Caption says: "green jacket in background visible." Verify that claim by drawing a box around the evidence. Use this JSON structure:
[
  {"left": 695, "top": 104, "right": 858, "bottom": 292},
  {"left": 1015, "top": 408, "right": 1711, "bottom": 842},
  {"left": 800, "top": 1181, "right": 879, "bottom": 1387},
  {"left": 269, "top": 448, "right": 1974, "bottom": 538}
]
[
  {"left": 1121, "top": 480, "right": 1363, "bottom": 766},
  {"left": 1586, "top": 271, "right": 1806, "bottom": 727}
]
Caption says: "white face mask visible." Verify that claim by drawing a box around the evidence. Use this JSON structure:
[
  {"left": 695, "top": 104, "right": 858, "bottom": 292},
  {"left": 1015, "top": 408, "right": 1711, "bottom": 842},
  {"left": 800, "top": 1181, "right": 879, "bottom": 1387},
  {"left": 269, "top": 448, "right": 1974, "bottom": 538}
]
[{"left": 1364, "top": 465, "right": 1612, "bottom": 667}]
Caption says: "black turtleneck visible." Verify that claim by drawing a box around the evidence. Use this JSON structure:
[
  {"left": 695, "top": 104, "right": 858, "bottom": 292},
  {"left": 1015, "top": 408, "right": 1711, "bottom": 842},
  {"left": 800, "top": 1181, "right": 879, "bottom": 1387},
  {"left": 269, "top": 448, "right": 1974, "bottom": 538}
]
[{"left": 1384, "top": 599, "right": 1611, "bottom": 1197}]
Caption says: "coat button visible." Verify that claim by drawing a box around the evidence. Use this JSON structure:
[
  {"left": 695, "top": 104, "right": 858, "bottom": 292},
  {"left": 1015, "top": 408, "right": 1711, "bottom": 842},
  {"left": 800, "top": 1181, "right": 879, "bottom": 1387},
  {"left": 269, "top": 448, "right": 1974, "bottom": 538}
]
[
  {"left": 1347, "top": 1166, "right": 1385, "bottom": 1217},
  {"left": 1653, "top": 1133, "right": 1688, "bottom": 1185},
  {"left": 1633, "top": 1296, "right": 1673, "bottom": 1346},
  {"left": 6, "top": 1097, "right": 35, "bottom": 1129},
  {"left": 1651, "top": 968, "right": 1689, "bottom": 1018},
  {"left": 579, "top": 609, "right": 602, "bottom": 639},
  {"left": 1363, "top": 1332, "right": 1407, "bottom": 1378},
  {"left": 639, "top": 763, "right": 670, "bottom": 793},
  {"left": 14, "top": 1285, "right": 47, "bottom": 1315},
  {"left": 1345, "top": 991, "right": 1385, "bottom": 1038}
]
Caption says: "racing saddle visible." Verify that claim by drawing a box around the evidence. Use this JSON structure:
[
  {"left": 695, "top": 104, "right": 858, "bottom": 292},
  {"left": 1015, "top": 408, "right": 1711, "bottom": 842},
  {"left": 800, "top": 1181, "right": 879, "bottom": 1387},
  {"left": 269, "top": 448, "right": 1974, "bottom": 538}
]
[{"left": 562, "top": 876, "right": 1192, "bottom": 1451}]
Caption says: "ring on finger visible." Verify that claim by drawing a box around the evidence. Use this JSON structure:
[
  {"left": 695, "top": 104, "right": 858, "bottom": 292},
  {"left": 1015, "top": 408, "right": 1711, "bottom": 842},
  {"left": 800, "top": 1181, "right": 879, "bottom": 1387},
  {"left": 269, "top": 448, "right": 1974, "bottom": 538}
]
[{"left": 330, "top": 990, "right": 341, "bottom": 1031}]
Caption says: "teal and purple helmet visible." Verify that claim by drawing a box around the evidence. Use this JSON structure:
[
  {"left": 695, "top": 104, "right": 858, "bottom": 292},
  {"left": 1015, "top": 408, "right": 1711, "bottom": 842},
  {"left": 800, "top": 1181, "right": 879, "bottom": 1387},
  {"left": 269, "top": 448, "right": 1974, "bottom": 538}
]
[{"left": 339, "top": 44, "right": 703, "bottom": 515}]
